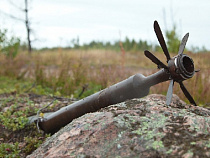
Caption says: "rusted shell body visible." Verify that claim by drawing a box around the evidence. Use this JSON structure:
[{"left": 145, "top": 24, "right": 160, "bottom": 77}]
[{"left": 38, "top": 69, "right": 170, "bottom": 133}]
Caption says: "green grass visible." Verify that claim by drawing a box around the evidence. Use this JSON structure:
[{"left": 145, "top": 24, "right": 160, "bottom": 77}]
[{"left": 0, "top": 76, "right": 53, "bottom": 95}]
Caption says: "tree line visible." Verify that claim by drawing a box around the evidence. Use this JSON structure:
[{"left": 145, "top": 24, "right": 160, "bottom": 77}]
[
  {"left": 0, "top": 25, "right": 208, "bottom": 56},
  {"left": 68, "top": 37, "right": 154, "bottom": 52},
  {"left": 42, "top": 26, "right": 208, "bottom": 53}
]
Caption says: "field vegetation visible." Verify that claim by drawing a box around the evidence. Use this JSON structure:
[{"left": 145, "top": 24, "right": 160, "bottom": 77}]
[{"left": 0, "top": 48, "right": 209, "bottom": 106}]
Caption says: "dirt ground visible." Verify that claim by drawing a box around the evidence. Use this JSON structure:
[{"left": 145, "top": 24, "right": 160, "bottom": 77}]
[{"left": 0, "top": 92, "right": 75, "bottom": 157}]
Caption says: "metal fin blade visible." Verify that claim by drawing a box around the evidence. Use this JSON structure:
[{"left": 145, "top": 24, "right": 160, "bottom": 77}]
[
  {"left": 144, "top": 50, "right": 168, "bottom": 69},
  {"left": 179, "top": 82, "right": 197, "bottom": 106},
  {"left": 166, "top": 80, "right": 174, "bottom": 106},
  {"left": 178, "top": 33, "right": 189, "bottom": 55},
  {"left": 154, "top": 20, "right": 171, "bottom": 62}
]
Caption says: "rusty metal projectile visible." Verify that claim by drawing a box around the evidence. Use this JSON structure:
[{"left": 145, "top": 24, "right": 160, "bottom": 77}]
[{"left": 37, "top": 21, "right": 198, "bottom": 133}]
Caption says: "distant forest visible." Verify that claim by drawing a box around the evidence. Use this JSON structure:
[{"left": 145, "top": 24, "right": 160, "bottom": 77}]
[
  {"left": 39, "top": 35, "right": 208, "bottom": 53},
  {"left": 38, "top": 26, "right": 208, "bottom": 53},
  {"left": 69, "top": 37, "right": 155, "bottom": 52},
  {"left": 37, "top": 37, "right": 154, "bottom": 52},
  {"left": 1, "top": 25, "right": 208, "bottom": 54}
]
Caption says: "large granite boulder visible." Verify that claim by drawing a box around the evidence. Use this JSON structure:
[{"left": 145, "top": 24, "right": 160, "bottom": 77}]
[{"left": 28, "top": 94, "right": 210, "bottom": 158}]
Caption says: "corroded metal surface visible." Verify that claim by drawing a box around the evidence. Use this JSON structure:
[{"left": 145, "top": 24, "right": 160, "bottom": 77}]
[{"left": 39, "top": 69, "right": 170, "bottom": 133}]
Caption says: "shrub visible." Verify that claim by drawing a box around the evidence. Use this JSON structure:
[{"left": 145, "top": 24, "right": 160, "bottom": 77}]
[{"left": 0, "top": 28, "right": 20, "bottom": 60}]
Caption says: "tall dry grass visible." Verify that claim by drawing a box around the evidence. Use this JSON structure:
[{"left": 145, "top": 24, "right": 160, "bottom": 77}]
[{"left": 0, "top": 49, "right": 209, "bottom": 107}]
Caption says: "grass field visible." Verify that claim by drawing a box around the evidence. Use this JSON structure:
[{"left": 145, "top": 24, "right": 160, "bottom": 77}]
[{"left": 0, "top": 49, "right": 209, "bottom": 106}]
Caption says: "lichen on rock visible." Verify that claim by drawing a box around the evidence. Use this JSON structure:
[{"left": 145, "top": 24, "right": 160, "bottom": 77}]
[{"left": 27, "top": 94, "right": 210, "bottom": 158}]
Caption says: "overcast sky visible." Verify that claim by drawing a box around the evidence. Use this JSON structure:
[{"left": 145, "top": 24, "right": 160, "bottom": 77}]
[{"left": 0, "top": 0, "right": 209, "bottom": 50}]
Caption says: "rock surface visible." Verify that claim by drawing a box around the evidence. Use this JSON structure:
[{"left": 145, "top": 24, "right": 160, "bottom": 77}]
[{"left": 28, "top": 94, "right": 210, "bottom": 158}]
